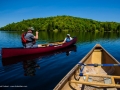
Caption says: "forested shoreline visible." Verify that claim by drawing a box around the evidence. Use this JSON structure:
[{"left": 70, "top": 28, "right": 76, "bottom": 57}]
[{"left": 0, "top": 15, "right": 120, "bottom": 32}]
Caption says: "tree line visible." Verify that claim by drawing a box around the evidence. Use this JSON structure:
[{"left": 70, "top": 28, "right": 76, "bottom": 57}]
[{"left": 0, "top": 15, "right": 120, "bottom": 32}]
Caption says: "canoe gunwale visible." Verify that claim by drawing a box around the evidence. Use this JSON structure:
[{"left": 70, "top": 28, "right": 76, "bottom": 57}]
[{"left": 54, "top": 65, "right": 79, "bottom": 90}]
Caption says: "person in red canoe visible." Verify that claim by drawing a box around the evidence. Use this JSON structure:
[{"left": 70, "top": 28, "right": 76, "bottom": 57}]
[
  {"left": 21, "top": 27, "right": 42, "bottom": 48},
  {"left": 63, "top": 34, "right": 73, "bottom": 43}
]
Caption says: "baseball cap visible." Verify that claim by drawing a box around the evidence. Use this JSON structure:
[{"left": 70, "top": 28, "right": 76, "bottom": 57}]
[
  {"left": 67, "top": 34, "right": 70, "bottom": 36},
  {"left": 28, "top": 27, "right": 34, "bottom": 30}
]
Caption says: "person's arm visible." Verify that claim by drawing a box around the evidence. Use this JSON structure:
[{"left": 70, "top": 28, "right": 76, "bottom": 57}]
[
  {"left": 34, "top": 31, "right": 38, "bottom": 39},
  {"left": 63, "top": 38, "right": 66, "bottom": 43},
  {"left": 70, "top": 37, "right": 73, "bottom": 40}
]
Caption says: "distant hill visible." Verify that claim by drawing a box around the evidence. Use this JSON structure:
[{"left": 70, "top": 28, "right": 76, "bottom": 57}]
[{"left": 0, "top": 15, "right": 120, "bottom": 32}]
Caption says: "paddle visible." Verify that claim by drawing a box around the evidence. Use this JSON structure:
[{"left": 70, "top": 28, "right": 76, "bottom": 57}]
[
  {"left": 41, "top": 42, "right": 64, "bottom": 47},
  {"left": 78, "top": 63, "right": 120, "bottom": 67},
  {"left": 78, "top": 63, "right": 120, "bottom": 76}
]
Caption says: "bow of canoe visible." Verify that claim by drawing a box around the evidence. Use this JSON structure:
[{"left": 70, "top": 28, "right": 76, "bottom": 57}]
[{"left": 54, "top": 44, "right": 120, "bottom": 90}]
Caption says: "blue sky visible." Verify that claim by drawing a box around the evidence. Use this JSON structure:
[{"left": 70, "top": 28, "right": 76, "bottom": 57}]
[{"left": 0, "top": 0, "right": 120, "bottom": 27}]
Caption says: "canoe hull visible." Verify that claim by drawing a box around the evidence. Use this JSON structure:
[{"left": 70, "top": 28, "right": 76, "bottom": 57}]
[
  {"left": 2, "top": 37, "right": 77, "bottom": 58},
  {"left": 54, "top": 44, "right": 120, "bottom": 90},
  {"left": 2, "top": 45, "right": 77, "bottom": 66}
]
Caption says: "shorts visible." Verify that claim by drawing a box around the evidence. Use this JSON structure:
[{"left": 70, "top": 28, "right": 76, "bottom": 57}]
[{"left": 25, "top": 44, "right": 38, "bottom": 48}]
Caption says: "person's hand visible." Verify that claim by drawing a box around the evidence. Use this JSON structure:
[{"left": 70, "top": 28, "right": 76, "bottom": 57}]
[{"left": 36, "top": 31, "right": 38, "bottom": 34}]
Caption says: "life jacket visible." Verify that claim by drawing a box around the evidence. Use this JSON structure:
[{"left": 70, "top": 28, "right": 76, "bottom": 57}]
[
  {"left": 21, "top": 32, "right": 28, "bottom": 44},
  {"left": 21, "top": 32, "right": 36, "bottom": 47}
]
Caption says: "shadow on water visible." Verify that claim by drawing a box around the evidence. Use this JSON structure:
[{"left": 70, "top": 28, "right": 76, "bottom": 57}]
[{"left": 2, "top": 45, "right": 77, "bottom": 77}]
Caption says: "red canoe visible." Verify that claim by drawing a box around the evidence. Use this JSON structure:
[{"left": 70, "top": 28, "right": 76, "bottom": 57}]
[
  {"left": 2, "top": 45, "right": 77, "bottom": 66},
  {"left": 2, "top": 37, "right": 77, "bottom": 58}
]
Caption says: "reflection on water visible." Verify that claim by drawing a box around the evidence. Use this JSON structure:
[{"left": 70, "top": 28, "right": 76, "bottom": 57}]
[
  {"left": 2, "top": 45, "right": 77, "bottom": 76},
  {"left": 23, "top": 60, "right": 40, "bottom": 76}
]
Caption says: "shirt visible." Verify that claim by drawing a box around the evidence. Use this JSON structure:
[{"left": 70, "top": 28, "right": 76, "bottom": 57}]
[
  {"left": 24, "top": 32, "right": 35, "bottom": 48},
  {"left": 64, "top": 37, "right": 73, "bottom": 42}
]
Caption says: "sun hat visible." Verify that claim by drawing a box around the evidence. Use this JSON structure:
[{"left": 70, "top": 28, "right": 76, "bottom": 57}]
[
  {"left": 67, "top": 34, "right": 70, "bottom": 37},
  {"left": 28, "top": 27, "right": 34, "bottom": 30}
]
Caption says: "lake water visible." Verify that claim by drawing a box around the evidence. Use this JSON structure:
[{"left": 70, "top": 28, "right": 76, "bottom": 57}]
[{"left": 0, "top": 31, "right": 120, "bottom": 90}]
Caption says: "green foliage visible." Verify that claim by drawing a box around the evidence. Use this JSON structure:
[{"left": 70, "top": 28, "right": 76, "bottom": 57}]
[
  {"left": 95, "top": 29, "right": 99, "bottom": 32},
  {"left": 0, "top": 15, "right": 120, "bottom": 32}
]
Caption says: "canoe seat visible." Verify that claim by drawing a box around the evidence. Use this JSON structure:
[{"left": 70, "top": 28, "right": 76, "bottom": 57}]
[{"left": 94, "top": 49, "right": 102, "bottom": 52}]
